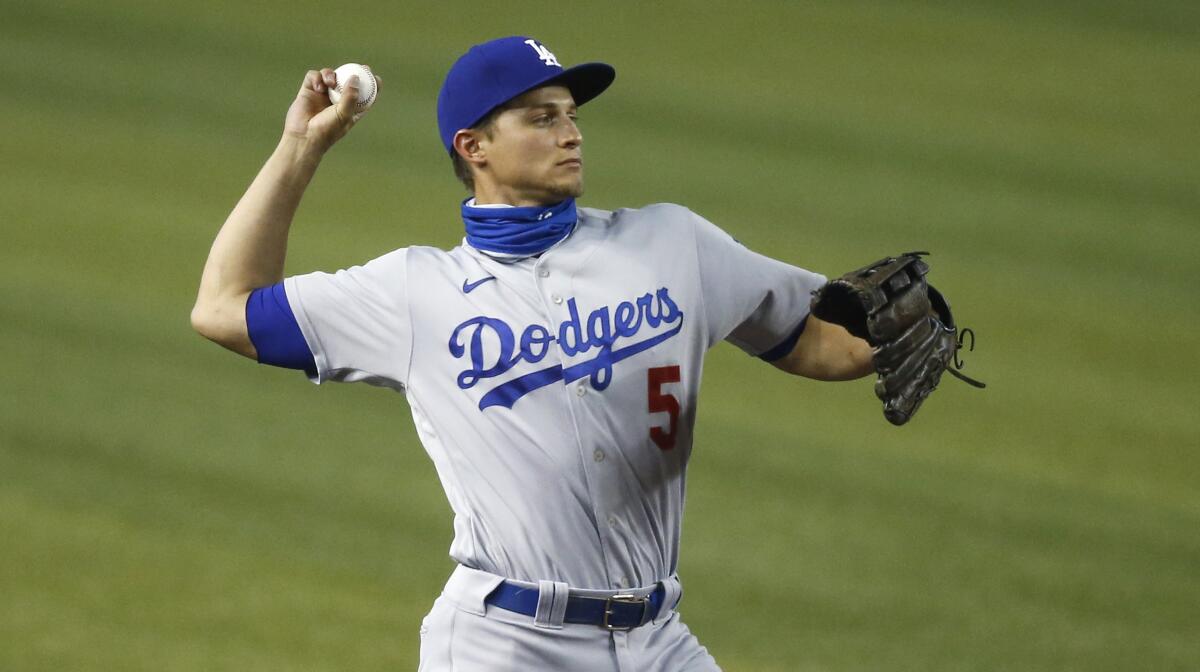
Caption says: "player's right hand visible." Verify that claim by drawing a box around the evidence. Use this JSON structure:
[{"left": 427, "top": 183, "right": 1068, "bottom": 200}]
[{"left": 282, "top": 68, "right": 381, "bottom": 152}]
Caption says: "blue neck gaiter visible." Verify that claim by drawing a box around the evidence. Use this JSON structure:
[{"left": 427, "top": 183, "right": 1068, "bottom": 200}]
[{"left": 462, "top": 198, "right": 578, "bottom": 258}]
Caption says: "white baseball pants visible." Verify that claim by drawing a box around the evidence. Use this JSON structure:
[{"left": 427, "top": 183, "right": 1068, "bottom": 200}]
[{"left": 417, "top": 565, "right": 721, "bottom": 671}]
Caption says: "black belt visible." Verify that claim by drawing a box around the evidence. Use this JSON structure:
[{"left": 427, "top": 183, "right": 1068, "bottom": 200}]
[{"left": 485, "top": 581, "right": 667, "bottom": 631}]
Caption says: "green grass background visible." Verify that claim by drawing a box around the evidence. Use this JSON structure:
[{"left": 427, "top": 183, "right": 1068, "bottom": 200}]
[{"left": 2, "top": 0, "right": 1198, "bottom": 669}]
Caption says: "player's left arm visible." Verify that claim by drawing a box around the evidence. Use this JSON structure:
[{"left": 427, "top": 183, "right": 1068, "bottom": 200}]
[{"left": 769, "top": 315, "right": 874, "bottom": 381}]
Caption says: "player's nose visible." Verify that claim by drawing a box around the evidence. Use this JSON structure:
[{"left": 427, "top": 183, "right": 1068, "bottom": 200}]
[{"left": 560, "top": 118, "right": 582, "bottom": 147}]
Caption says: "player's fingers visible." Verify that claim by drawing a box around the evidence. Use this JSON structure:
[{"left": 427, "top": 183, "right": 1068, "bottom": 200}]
[
  {"left": 302, "top": 70, "right": 323, "bottom": 93},
  {"left": 321, "top": 68, "right": 337, "bottom": 90},
  {"left": 334, "top": 75, "right": 361, "bottom": 126}
]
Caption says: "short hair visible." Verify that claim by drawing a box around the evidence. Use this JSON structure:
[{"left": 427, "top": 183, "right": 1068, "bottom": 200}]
[{"left": 449, "top": 103, "right": 509, "bottom": 193}]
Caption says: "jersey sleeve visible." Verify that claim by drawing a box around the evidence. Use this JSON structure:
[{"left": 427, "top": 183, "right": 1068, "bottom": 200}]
[
  {"left": 282, "top": 248, "right": 412, "bottom": 389},
  {"left": 689, "top": 210, "right": 827, "bottom": 358}
]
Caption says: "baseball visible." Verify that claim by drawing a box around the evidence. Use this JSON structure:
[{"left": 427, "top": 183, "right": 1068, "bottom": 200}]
[{"left": 328, "top": 63, "right": 378, "bottom": 111}]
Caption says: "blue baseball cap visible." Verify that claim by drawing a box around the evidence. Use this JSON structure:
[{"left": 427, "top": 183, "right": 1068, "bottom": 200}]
[{"left": 437, "top": 36, "right": 616, "bottom": 155}]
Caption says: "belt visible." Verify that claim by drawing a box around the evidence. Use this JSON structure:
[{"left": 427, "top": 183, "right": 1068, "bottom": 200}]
[{"left": 485, "top": 581, "right": 667, "bottom": 631}]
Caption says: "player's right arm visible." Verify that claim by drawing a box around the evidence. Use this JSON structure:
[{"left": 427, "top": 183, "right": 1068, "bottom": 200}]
[{"left": 190, "top": 68, "right": 369, "bottom": 358}]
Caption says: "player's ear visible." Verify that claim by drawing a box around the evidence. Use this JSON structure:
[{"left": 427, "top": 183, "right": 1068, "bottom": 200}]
[{"left": 453, "top": 130, "right": 487, "bottom": 167}]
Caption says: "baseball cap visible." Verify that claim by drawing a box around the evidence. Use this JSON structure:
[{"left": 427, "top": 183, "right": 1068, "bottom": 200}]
[{"left": 437, "top": 36, "right": 616, "bottom": 155}]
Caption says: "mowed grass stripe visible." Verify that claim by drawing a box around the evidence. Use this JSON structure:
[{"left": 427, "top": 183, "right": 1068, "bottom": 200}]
[
  {"left": 680, "top": 418, "right": 1200, "bottom": 670},
  {"left": 0, "top": 487, "right": 411, "bottom": 671}
]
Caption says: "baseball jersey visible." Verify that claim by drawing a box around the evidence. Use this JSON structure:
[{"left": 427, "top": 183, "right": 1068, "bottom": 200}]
[{"left": 283, "top": 203, "right": 825, "bottom": 591}]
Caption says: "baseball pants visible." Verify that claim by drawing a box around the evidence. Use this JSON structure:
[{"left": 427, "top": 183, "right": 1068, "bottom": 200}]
[{"left": 417, "top": 565, "right": 721, "bottom": 672}]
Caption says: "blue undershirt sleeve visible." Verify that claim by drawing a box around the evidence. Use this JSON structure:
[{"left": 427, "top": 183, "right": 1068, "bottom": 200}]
[
  {"left": 757, "top": 316, "right": 809, "bottom": 362},
  {"left": 245, "top": 283, "right": 317, "bottom": 374}
]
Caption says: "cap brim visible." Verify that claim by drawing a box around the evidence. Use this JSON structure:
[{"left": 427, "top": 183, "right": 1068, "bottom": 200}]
[{"left": 544, "top": 62, "right": 616, "bottom": 106}]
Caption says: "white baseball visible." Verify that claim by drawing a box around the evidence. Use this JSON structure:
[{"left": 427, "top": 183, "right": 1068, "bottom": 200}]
[{"left": 328, "top": 63, "right": 378, "bottom": 111}]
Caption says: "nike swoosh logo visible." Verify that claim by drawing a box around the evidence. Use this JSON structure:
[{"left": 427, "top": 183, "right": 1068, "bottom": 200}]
[{"left": 462, "top": 276, "right": 497, "bottom": 293}]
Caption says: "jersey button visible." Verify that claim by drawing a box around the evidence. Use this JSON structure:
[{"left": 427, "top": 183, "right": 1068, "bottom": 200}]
[
  {"left": 593, "top": 449, "right": 605, "bottom": 462},
  {"left": 607, "top": 515, "right": 618, "bottom": 527},
  {"left": 617, "top": 577, "right": 630, "bottom": 589},
  {"left": 552, "top": 295, "right": 563, "bottom": 305},
  {"left": 538, "top": 269, "right": 550, "bottom": 278},
  {"left": 575, "top": 384, "right": 587, "bottom": 397}
]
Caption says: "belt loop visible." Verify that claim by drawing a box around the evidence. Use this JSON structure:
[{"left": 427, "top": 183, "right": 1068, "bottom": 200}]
[
  {"left": 653, "top": 575, "right": 682, "bottom": 624},
  {"left": 533, "top": 580, "right": 570, "bottom": 629}
]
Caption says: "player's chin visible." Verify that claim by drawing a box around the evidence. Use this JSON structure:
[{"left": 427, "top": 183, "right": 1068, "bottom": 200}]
[{"left": 545, "top": 175, "right": 585, "bottom": 200}]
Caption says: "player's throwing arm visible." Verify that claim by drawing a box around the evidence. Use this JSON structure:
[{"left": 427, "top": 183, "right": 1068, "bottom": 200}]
[{"left": 190, "top": 65, "right": 380, "bottom": 357}]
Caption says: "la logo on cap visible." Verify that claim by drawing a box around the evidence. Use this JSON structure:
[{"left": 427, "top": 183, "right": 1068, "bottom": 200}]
[{"left": 524, "top": 39, "right": 560, "bottom": 67}]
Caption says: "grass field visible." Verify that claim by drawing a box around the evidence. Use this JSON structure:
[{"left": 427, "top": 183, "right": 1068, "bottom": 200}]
[{"left": 2, "top": 0, "right": 1198, "bottom": 669}]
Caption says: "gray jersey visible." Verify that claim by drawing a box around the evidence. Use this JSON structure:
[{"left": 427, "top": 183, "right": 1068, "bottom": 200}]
[{"left": 284, "top": 203, "right": 825, "bottom": 591}]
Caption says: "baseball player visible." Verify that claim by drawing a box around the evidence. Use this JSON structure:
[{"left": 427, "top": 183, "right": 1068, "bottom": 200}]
[{"left": 192, "top": 36, "right": 875, "bottom": 671}]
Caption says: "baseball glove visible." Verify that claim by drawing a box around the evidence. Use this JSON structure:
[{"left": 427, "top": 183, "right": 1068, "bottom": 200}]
[{"left": 811, "top": 252, "right": 984, "bottom": 426}]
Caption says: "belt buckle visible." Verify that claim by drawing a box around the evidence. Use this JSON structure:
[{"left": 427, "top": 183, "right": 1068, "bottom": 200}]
[{"left": 602, "top": 593, "right": 648, "bottom": 631}]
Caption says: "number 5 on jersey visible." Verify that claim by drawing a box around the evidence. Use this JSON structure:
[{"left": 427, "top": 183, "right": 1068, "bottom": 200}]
[{"left": 648, "top": 365, "right": 681, "bottom": 450}]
